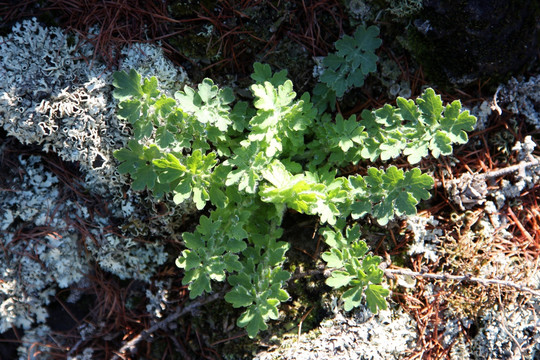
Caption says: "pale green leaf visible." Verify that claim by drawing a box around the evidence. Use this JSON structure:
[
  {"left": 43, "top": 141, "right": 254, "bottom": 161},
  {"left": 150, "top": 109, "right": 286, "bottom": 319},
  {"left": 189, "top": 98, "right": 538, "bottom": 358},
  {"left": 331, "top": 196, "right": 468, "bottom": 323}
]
[
  {"left": 142, "top": 77, "right": 160, "bottom": 98},
  {"left": 117, "top": 99, "right": 141, "bottom": 123},
  {"left": 365, "top": 284, "right": 389, "bottom": 313},
  {"left": 342, "top": 286, "right": 364, "bottom": 312},
  {"left": 189, "top": 274, "right": 212, "bottom": 299},
  {"left": 322, "top": 249, "right": 344, "bottom": 268},
  {"left": 326, "top": 270, "right": 354, "bottom": 288}
]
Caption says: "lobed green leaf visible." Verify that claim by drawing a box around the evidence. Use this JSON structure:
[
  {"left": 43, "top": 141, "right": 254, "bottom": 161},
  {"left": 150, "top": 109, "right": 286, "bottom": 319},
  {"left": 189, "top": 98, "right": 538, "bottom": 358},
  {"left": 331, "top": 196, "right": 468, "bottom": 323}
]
[{"left": 113, "top": 69, "right": 144, "bottom": 100}]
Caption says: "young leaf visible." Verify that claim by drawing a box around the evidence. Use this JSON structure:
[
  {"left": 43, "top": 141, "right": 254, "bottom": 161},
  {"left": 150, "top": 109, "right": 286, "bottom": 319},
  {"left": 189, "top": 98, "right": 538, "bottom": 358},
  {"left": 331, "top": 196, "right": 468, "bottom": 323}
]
[
  {"left": 440, "top": 102, "right": 477, "bottom": 144},
  {"left": 251, "top": 62, "right": 288, "bottom": 87},
  {"left": 341, "top": 285, "right": 364, "bottom": 312},
  {"left": 326, "top": 270, "right": 354, "bottom": 288},
  {"left": 188, "top": 274, "right": 212, "bottom": 299},
  {"left": 114, "top": 141, "right": 161, "bottom": 191},
  {"left": 417, "top": 88, "right": 444, "bottom": 124},
  {"left": 117, "top": 99, "right": 141, "bottom": 124},
  {"left": 237, "top": 308, "right": 268, "bottom": 338},
  {"left": 142, "top": 77, "right": 160, "bottom": 98},
  {"left": 156, "top": 125, "right": 176, "bottom": 148}
]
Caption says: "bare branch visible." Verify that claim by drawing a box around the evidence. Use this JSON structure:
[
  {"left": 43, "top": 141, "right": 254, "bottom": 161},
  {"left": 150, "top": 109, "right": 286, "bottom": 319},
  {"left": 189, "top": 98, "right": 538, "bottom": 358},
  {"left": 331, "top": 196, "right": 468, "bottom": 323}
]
[
  {"left": 435, "top": 157, "right": 540, "bottom": 189},
  {"left": 111, "top": 291, "right": 223, "bottom": 360},
  {"left": 385, "top": 268, "right": 540, "bottom": 297}
]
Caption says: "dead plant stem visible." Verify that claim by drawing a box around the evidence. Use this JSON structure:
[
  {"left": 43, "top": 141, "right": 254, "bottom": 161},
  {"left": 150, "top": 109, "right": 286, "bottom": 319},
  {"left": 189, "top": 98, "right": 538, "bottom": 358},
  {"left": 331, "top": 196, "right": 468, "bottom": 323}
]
[
  {"left": 385, "top": 268, "right": 540, "bottom": 297},
  {"left": 111, "top": 291, "right": 223, "bottom": 359}
]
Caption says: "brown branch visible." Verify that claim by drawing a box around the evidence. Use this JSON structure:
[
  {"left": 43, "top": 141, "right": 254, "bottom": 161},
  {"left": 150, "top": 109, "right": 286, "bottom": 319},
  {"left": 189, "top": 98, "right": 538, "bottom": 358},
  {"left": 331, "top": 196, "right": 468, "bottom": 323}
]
[
  {"left": 111, "top": 291, "right": 223, "bottom": 360},
  {"left": 481, "top": 157, "right": 539, "bottom": 180},
  {"left": 385, "top": 268, "right": 540, "bottom": 297},
  {"left": 435, "top": 157, "right": 539, "bottom": 188}
]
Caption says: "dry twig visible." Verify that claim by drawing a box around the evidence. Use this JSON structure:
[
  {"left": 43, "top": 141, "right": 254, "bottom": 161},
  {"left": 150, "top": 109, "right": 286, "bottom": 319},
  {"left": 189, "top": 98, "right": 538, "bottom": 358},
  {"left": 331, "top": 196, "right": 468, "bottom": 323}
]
[
  {"left": 385, "top": 268, "right": 540, "bottom": 297},
  {"left": 111, "top": 291, "right": 223, "bottom": 359}
]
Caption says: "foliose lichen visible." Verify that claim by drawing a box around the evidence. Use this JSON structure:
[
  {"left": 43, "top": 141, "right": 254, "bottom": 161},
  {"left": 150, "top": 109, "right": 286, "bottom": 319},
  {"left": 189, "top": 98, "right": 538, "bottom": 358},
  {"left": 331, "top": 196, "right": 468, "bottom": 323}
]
[
  {"left": 0, "top": 19, "right": 195, "bottom": 358},
  {"left": 495, "top": 136, "right": 540, "bottom": 209},
  {"left": 254, "top": 303, "right": 418, "bottom": 360},
  {"left": 406, "top": 215, "right": 442, "bottom": 263},
  {"left": 346, "top": 0, "right": 423, "bottom": 21},
  {"left": 0, "top": 18, "right": 188, "bottom": 199},
  {"left": 16, "top": 324, "right": 52, "bottom": 360},
  {"left": 500, "top": 75, "right": 540, "bottom": 129},
  {"left": 470, "top": 301, "right": 540, "bottom": 359},
  {"left": 0, "top": 155, "right": 89, "bottom": 333}
]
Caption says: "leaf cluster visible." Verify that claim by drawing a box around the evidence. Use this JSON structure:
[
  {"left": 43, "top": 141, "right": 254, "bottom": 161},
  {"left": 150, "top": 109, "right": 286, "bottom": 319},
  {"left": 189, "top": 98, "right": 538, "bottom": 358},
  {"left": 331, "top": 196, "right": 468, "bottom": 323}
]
[
  {"left": 317, "top": 25, "right": 382, "bottom": 101},
  {"left": 321, "top": 225, "right": 389, "bottom": 312},
  {"left": 111, "top": 60, "right": 475, "bottom": 337},
  {"left": 308, "top": 89, "right": 477, "bottom": 167}
]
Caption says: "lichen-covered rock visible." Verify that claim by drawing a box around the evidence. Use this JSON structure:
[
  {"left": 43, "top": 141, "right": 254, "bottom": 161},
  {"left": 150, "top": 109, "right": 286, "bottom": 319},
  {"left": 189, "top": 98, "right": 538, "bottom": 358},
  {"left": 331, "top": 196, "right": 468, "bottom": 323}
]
[
  {"left": 0, "top": 20, "right": 194, "bottom": 356},
  {"left": 407, "top": 0, "right": 539, "bottom": 86},
  {"left": 0, "top": 16, "right": 196, "bottom": 265},
  {"left": 254, "top": 303, "right": 418, "bottom": 360},
  {"left": 406, "top": 215, "right": 442, "bottom": 263},
  {"left": 16, "top": 324, "right": 52, "bottom": 360},
  {"left": 0, "top": 19, "right": 197, "bottom": 241},
  {"left": 346, "top": 0, "right": 423, "bottom": 21},
  {"left": 85, "top": 230, "right": 168, "bottom": 282},
  {"left": 0, "top": 150, "right": 170, "bottom": 357},
  {"left": 469, "top": 300, "right": 540, "bottom": 360}
]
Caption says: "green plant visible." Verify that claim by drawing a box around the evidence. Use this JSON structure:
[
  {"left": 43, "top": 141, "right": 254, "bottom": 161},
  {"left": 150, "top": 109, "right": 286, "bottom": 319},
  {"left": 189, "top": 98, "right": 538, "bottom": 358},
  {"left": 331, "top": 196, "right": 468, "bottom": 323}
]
[
  {"left": 320, "top": 25, "right": 382, "bottom": 97},
  {"left": 112, "top": 61, "right": 475, "bottom": 337},
  {"left": 321, "top": 224, "right": 388, "bottom": 312},
  {"left": 313, "top": 25, "right": 382, "bottom": 112}
]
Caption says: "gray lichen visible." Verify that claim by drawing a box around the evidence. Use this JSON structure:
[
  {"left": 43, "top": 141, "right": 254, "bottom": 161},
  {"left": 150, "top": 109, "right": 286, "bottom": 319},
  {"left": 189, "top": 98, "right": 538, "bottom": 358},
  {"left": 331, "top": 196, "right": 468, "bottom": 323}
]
[
  {"left": 346, "top": 0, "right": 423, "bottom": 21},
  {"left": 0, "top": 155, "right": 89, "bottom": 333},
  {"left": 495, "top": 136, "right": 540, "bottom": 209},
  {"left": 0, "top": 19, "right": 194, "bottom": 357},
  {"left": 0, "top": 19, "right": 196, "bottom": 241},
  {"left": 500, "top": 75, "right": 540, "bottom": 129},
  {"left": 0, "top": 152, "right": 169, "bottom": 335},
  {"left": 254, "top": 303, "right": 418, "bottom": 360},
  {"left": 385, "top": 0, "right": 423, "bottom": 17},
  {"left": 376, "top": 53, "right": 412, "bottom": 99},
  {"left": 67, "top": 348, "right": 95, "bottom": 360},
  {"left": 445, "top": 136, "right": 539, "bottom": 212},
  {"left": 0, "top": 18, "right": 188, "bottom": 199},
  {"left": 470, "top": 300, "right": 540, "bottom": 360},
  {"left": 406, "top": 215, "right": 442, "bottom": 263},
  {"left": 470, "top": 100, "right": 493, "bottom": 131},
  {"left": 145, "top": 280, "right": 173, "bottom": 320},
  {"left": 85, "top": 228, "right": 167, "bottom": 282},
  {"left": 17, "top": 324, "right": 52, "bottom": 360}
]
